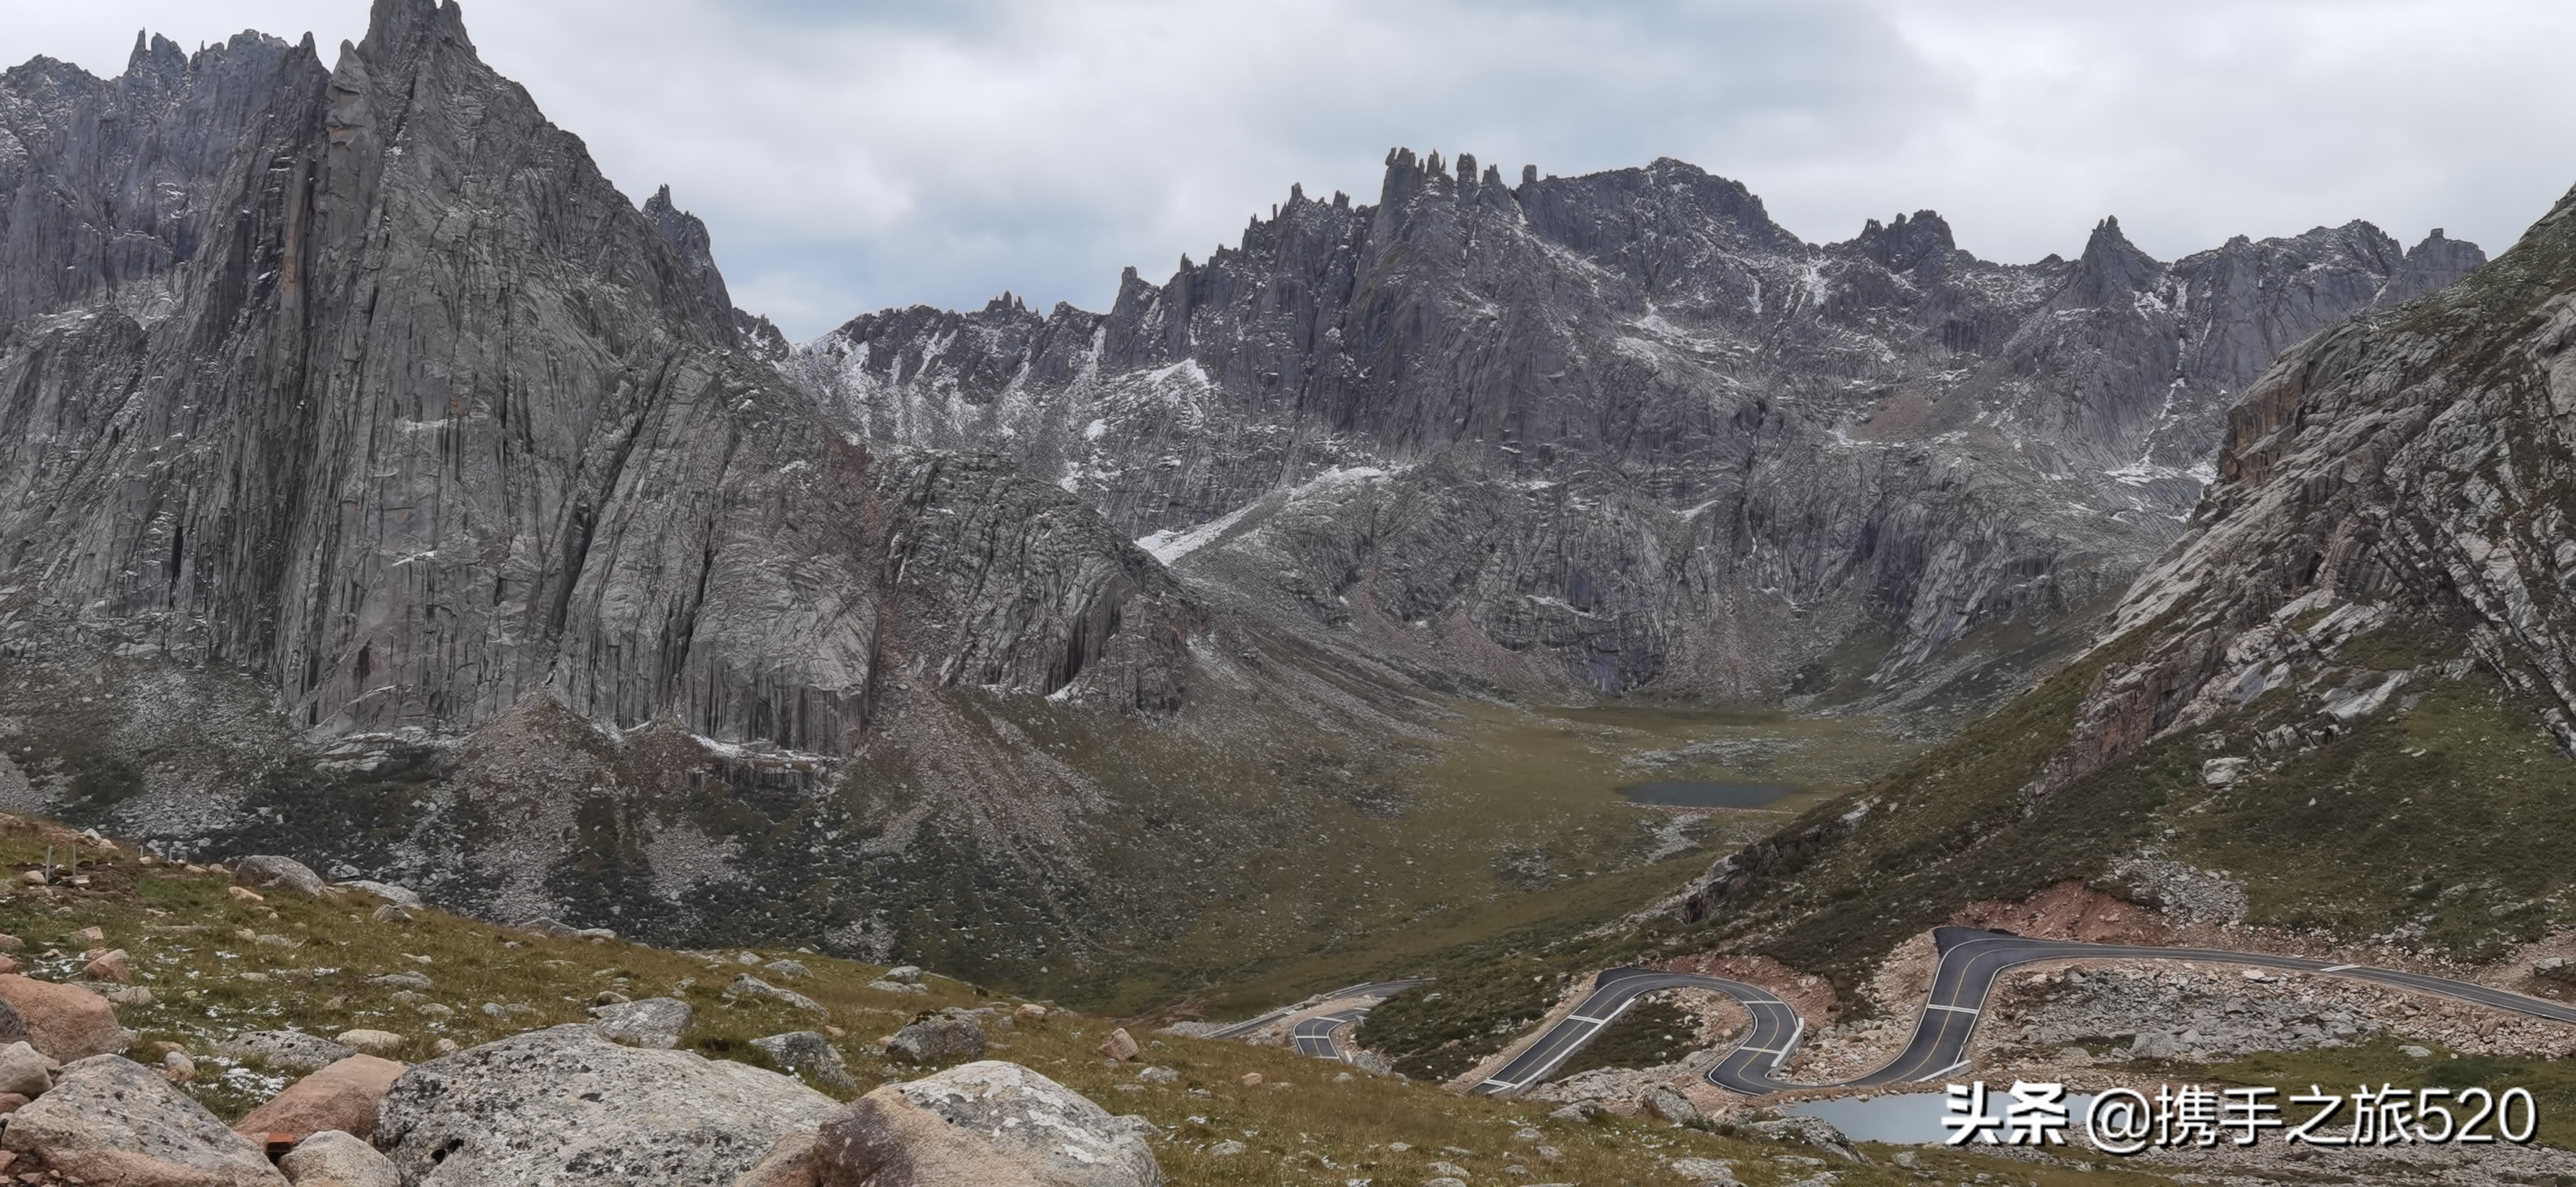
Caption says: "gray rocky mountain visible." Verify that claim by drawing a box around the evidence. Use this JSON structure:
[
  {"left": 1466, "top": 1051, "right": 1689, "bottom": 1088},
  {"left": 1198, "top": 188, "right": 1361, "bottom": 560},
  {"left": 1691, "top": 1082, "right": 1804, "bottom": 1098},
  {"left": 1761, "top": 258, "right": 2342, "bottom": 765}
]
[
  {"left": 792, "top": 153, "right": 2482, "bottom": 709},
  {"left": 0, "top": 0, "right": 2504, "bottom": 1004},
  {"left": 1666, "top": 183, "right": 2576, "bottom": 990},
  {"left": 0, "top": 3, "right": 1203, "bottom": 980}
]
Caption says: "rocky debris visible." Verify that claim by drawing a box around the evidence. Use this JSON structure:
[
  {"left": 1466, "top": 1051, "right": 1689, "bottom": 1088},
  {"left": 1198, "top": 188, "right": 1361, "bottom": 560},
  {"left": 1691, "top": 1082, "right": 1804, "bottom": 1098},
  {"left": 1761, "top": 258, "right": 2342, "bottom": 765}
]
[
  {"left": 333, "top": 1030, "right": 406, "bottom": 1059},
  {"left": 1014, "top": 1003, "right": 1048, "bottom": 1023},
  {"left": 0, "top": 976, "right": 121, "bottom": 1061},
  {"left": 233, "top": 856, "right": 330, "bottom": 898},
  {"left": 110, "top": 986, "right": 155, "bottom": 1007},
  {"left": 1640, "top": 1085, "right": 1701, "bottom": 1126},
  {"left": 277, "top": 1129, "right": 400, "bottom": 1187},
  {"left": 887, "top": 1010, "right": 988, "bottom": 1064},
  {"left": 1097, "top": 1027, "right": 1140, "bottom": 1061},
  {"left": 1136, "top": 1066, "right": 1177, "bottom": 1084},
  {"left": 1, "top": 1055, "right": 287, "bottom": 1186},
  {"left": 2102, "top": 855, "right": 2251, "bottom": 925},
  {"left": 2003, "top": 966, "right": 2382, "bottom": 1061},
  {"left": 731, "top": 974, "right": 824, "bottom": 1012},
  {"left": 369, "top": 905, "right": 413, "bottom": 924},
  {"left": 216, "top": 1032, "right": 355, "bottom": 1073},
  {"left": 750, "top": 1031, "right": 857, "bottom": 1093},
  {"left": 0, "top": 1042, "right": 53, "bottom": 1096},
  {"left": 2199, "top": 756, "right": 2251, "bottom": 787},
  {"left": 1743, "top": 1117, "right": 1865, "bottom": 1162},
  {"left": 884, "top": 966, "right": 924, "bottom": 984},
  {"left": 811, "top": 1060, "right": 1159, "bottom": 1186},
  {"left": 1546, "top": 1103, "right": 1595, "bottom": 1122},
  {"left": 376, "top": 1025, "right": 835, "bottom": 1186},
  {"left": 160, "top": 1049, "right": 195, "bottom": 1083},
  {"left": 79, "top": 949, "right": 130, "bottom": 982},
  {"left": 364, "top": 972, "right": 431, "bottom": 991},
  {"left": 335, "top": 881, "right": 423, "bottom": 910},
  {"left": 1671, "top": 1156, "right": 1743, "bottom": 1184},
  {"left": 763, "top": 960, "right": 811, "bottom": 978},
  {"left": 232, "top": 1055, "right": 407, "bottom": 1141},
  {"left": 519, "top": 918, "right": 583, "bottom": 940},
  {"left": 589, "top": 988, "right": 695, "bottom": 1045},
  {"left": 1208, "top": 1139, "right": 1246, "bottom": 1156},
  {"left": 868, "top": 980, "right": 928, "bottom": 995}
]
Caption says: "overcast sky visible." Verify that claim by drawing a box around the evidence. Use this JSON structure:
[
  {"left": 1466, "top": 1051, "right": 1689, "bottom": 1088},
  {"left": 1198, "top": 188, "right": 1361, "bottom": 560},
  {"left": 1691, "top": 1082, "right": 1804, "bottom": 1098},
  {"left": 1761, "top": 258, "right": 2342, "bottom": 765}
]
[{"left": 9, "top": 1, "right": 2575, "bottom": 339}]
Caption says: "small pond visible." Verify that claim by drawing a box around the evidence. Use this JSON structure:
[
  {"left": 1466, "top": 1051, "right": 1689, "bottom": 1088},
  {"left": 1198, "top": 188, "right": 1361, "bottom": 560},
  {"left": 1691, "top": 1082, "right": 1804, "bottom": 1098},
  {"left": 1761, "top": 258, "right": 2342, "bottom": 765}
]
[
  {"left": 1781, "top": 1091, "right": 2104, "bottom": 1145},
  {"left": 1614, "top": 780, "right": 1801, "bottom": 809}
]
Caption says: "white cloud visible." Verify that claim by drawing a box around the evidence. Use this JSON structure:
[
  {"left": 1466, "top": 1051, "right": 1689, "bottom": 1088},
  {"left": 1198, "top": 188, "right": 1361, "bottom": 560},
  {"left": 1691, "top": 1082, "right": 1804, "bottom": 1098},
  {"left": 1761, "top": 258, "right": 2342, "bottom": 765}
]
[{"left": 8, "top": 1, "right": 2575, "bottom": 338}]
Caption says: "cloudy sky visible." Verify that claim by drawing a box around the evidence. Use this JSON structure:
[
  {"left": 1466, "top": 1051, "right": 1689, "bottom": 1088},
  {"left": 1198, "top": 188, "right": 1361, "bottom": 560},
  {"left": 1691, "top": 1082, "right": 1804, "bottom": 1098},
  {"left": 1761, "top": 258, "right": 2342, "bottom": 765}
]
[{"left": 9, "top": 1, "right": 2574, "bottom": 339}]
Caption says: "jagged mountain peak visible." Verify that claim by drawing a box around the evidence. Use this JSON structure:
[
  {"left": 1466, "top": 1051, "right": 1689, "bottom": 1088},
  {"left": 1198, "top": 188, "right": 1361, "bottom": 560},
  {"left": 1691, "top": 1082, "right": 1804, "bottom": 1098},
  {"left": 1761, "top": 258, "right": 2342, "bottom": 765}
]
[
  {"left": 1844, "top": 209, "right": 1958, "bottom": 272},
  {"left": 2067, "top": 213, "right": 2163, "bottom": 303}
]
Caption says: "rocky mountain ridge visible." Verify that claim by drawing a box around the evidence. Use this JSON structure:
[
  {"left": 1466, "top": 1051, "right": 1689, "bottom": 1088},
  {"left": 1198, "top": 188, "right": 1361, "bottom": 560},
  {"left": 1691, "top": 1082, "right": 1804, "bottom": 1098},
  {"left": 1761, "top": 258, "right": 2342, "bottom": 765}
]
[
  {"left": 0, "top": 1, "right": 1216, "bottom": 983},
  {"left": 1660, "top": 181, "right": 2576, "bottom": 992},
  {"left": 794, "top": 152, "right": 2484, "bottom": 706}
]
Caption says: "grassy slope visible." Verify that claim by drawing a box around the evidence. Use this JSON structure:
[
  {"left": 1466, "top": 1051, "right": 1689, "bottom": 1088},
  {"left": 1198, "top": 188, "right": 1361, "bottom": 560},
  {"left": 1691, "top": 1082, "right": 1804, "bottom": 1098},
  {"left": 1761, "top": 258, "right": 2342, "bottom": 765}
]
[{"left": 0, "top": 810, "right": 2155, "bottom": 1187}]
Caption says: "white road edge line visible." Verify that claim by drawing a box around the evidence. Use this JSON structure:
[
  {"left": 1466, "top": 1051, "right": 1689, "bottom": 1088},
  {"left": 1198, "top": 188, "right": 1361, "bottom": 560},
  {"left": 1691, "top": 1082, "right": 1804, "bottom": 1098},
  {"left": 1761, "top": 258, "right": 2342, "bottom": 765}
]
[{"left": 1928, "top": 1059, "right": 1970, "bottom": 1079}]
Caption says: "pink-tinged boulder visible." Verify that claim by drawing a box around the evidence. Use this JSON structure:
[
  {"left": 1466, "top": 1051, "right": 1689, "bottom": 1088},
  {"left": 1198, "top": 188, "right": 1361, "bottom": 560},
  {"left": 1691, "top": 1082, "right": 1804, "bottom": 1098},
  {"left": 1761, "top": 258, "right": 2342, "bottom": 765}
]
[
  {"left": 233, "top": 1054, "right": 406, "bottom": 1141},
  {"left": 0, "top": 974, "right": 122, "bottom": 1061}
]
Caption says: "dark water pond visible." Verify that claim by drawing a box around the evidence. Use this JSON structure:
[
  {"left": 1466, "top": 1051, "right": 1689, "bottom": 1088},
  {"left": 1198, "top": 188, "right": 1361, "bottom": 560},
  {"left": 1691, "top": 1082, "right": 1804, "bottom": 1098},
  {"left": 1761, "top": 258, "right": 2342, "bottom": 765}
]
[{"left": 1614, "top": 780, "right": 1800, "bottom": 808}]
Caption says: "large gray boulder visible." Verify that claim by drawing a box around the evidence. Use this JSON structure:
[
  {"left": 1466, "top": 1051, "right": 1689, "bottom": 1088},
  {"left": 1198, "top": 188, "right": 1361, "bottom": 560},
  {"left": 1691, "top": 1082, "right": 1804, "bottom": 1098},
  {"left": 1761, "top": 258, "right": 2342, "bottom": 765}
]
[
  {"left": 1, "top": 1054, "right": 287, "bottom": 1185},
  {"left": 886, "top": 1008, "right": 987, "bottom": 1064},
  {"left": 233, "top": 855, "right": 330, "bottom": 899},
  {"left": 811, "top": 1060, "right": 1158, "bottom": 1186},
  {"left": 591, "top": 997, "right": 693, "bottom": 1049},
  {"left": 375, "top": 1024, "right": 834, "bottom": 1186},
  {"left": 750, "top": 1030, "right": 857, "bottom": 1093}
]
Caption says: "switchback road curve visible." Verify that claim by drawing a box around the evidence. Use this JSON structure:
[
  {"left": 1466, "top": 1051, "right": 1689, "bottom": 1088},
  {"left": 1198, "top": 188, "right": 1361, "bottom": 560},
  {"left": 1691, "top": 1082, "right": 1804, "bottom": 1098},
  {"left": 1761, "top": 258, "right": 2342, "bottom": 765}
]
[
  {"left": 1215, "top": 980, "right": 1426, "bottom": 1061},
  {"left": 1472, "top": 927, "right": 2576, "bottom": 1097}
]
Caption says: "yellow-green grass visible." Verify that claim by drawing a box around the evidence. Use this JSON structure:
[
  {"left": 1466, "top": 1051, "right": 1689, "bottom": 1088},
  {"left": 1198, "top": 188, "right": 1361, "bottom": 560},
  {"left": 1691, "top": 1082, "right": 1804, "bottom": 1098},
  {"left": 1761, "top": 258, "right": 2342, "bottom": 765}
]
[
  {"left": 0, "top": 812, "right": 2174, "bottom": 1186},
  {"left": 2180, "top": 1034, "right": 2576, "bottom": 1152},
  {"left": 1172, "top": 699, "right": 1916, "bottom": 1018}
]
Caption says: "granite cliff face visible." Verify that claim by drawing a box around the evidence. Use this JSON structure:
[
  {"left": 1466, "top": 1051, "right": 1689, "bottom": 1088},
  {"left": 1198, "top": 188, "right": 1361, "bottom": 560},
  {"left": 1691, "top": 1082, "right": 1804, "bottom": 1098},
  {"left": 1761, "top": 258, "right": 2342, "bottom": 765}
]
[
  {"left": 0, "top": 3, "right": 1209, "bottom": 978},
  {"left": 794, "top": 154, "right": 2482, "bottom": 707},
  {"left": 0, "top": 2, "right": 1189, "bottom": 748}
]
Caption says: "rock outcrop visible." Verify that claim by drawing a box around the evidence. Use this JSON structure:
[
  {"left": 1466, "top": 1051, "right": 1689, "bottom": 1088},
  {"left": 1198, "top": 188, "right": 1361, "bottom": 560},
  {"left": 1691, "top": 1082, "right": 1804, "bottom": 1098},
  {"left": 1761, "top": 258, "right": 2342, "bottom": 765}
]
[
  {"left": 374, "top": 1024, "right": 835, "bottom": 1186},
  {"left": 795, "top": 155, "right": 2481, "bottom": 707}
]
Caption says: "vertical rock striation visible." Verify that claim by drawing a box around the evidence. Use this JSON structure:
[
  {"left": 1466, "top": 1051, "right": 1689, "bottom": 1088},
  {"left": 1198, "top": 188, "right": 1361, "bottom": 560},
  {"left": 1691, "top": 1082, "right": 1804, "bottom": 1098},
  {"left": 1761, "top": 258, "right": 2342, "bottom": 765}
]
[
  {"left": 0, "top": 1, "right": 1189, "bottom": 753},
  {"left": 796, "top": 154, "right": 2482, "bottom": 703}
]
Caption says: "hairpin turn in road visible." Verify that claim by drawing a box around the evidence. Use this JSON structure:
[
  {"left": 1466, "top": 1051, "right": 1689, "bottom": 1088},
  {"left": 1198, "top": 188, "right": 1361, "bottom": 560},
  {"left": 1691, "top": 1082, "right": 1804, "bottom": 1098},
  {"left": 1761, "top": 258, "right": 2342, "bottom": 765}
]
[{"left": 1469, "top": 927, "right": 2576, "bottom": 1096}]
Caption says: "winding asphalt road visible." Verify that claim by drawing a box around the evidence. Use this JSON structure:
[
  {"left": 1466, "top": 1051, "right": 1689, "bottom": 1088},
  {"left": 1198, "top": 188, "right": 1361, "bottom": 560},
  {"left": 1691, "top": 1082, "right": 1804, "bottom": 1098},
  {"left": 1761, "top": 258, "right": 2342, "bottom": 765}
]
[
  {"left": 1213, "top": 980, "right": 1426, "bottom": 1061},
  {"left": 1470, "top": 927, "right": 2576, "bottom": 1097}
]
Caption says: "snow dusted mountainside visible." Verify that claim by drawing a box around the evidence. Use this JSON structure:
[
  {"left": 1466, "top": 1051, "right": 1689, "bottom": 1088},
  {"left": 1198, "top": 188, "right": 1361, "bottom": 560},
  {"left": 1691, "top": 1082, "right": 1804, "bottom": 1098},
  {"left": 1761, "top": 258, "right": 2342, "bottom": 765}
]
[{"left": 794, "top": 152, "right": 2484, "bottom": 706}]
